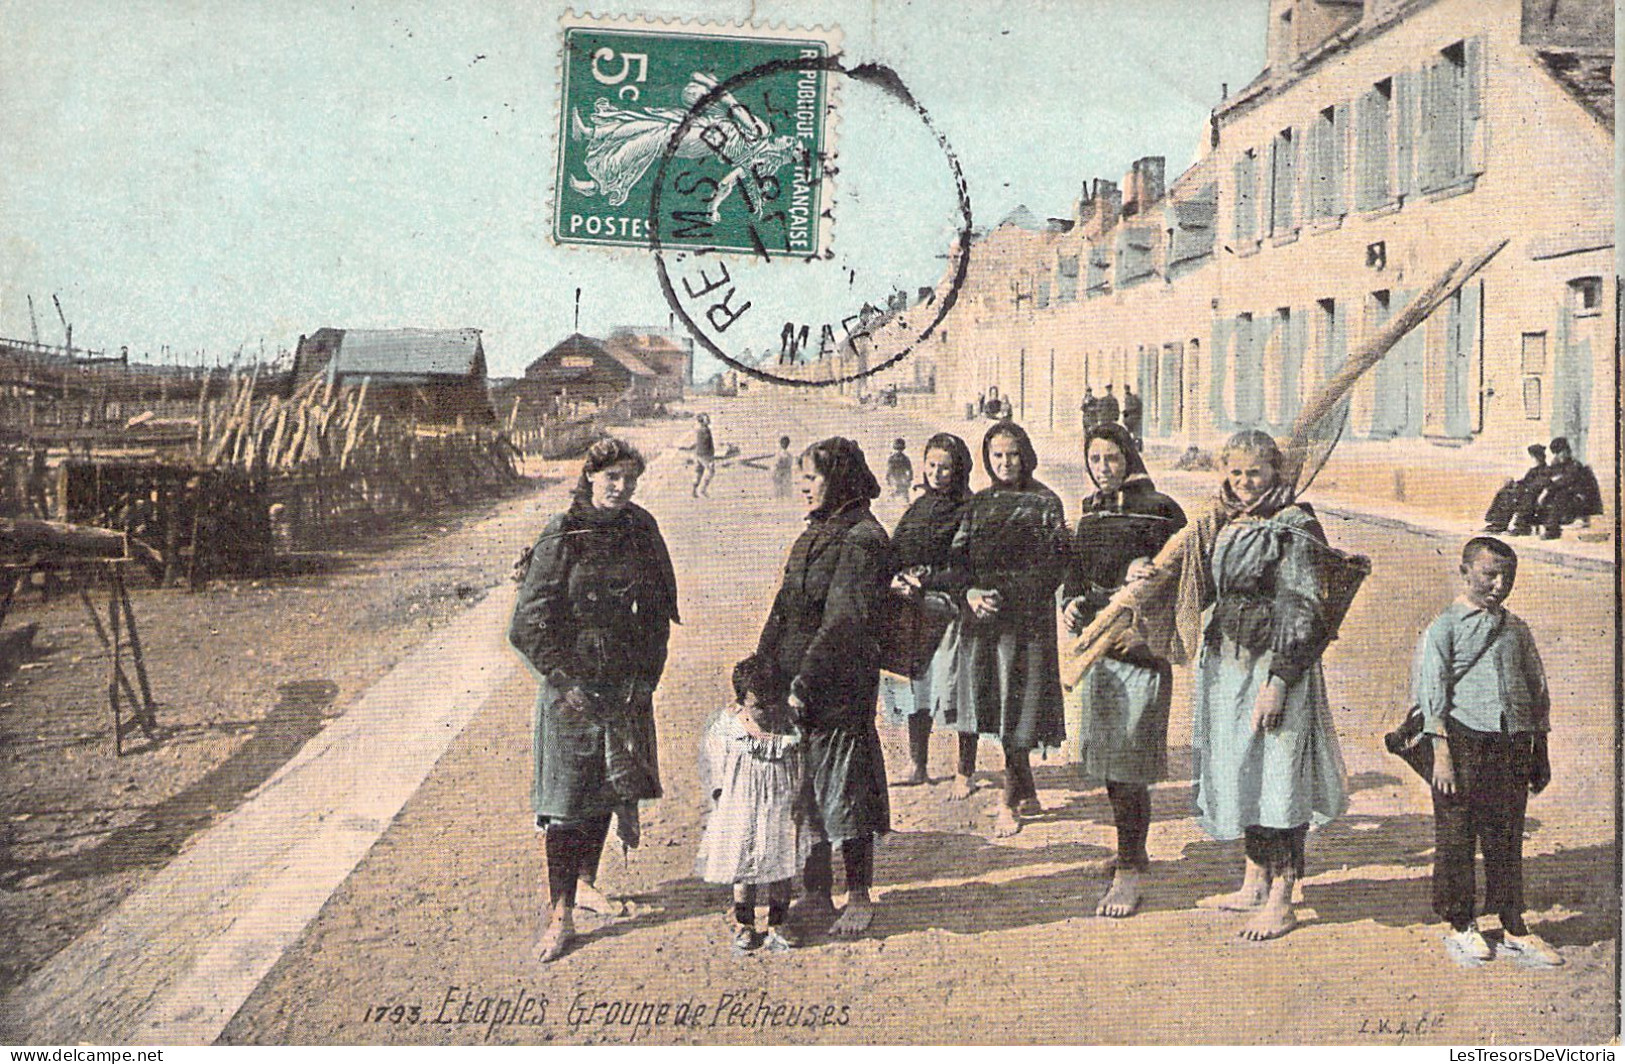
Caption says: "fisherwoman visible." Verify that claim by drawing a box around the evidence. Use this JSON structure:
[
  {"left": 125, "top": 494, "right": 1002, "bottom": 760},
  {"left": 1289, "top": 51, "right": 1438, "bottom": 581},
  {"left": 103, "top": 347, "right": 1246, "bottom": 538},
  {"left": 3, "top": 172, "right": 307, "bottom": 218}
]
[
  {"left": 879, "top": 432, "right": 976, "bottom": 786},
  {"left": 1063, "top": 421, "right": 1186, "bottom": 917},
  {"left": 508, "top": 437, "right": 680, "bottom": 963},
  {"left": 1191, "top": 429, "right": 1347, "bottom": 941},
  {"left": 941, "top": 420, "right": 1070, "bottom": 837}
]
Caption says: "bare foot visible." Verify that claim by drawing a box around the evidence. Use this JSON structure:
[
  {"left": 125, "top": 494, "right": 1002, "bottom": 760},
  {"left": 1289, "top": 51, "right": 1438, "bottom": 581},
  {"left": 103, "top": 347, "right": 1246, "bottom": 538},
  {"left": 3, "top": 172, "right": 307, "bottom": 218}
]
[
  {"left": 1197, "top": 885, "right": 1267, "bottom": 911},
  {"left": 1096, "top": 869, "right": 1144, "bottom": 918},
  {"left": 533, "top": 911, "right": 575, "bottom": 964},
  {"left": 1239, "top": 898, "right": 1297, "bottom": 941},
  {"left": 788, "top": 892, "right": 836, "bottom": 926},
  {"left": 992, "top": 805, "right": 1022, "bottom": 838},
  {"left": 891, "top": 763, "right": 929, "bottom": 787},
  {"left": 1016, "top": 797, "right": 1042, "bottom": 817},
  {"left": 574, "top": 879, "right": 621, "bottom": 916},
  {"left": 1196, "top": 858, "right": 1268, "bottom": 911},
  {"left": 830, "top": 893, "right": 874, "bottom": 936},
  {"left": 947, "top": 774, "right": 976, "bottom": 800},
  {"left": 1081, "top": 855, "right": 1118, "bottom": 877}
]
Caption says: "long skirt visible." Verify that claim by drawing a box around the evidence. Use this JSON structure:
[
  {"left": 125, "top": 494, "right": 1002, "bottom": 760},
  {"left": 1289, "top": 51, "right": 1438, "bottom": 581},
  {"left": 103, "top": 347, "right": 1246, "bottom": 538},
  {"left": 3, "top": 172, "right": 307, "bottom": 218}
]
[
  {"left": 1065, "top": 654, "right": 1171, "bottom": 785},
  {"left": 877, "top": 619, "right": 958, "bottom": 727},
  {"left": 1191, "top": 634, "right": 1347, "bottom": 840},
  {"left": 804, "top": 720, "right": 891, "bottom": 845},
  {"left": 940, "top": 618, "right": 1065, "bottom": 751},
  {"left": 531, "top": 675, "right": 661, "bottom": 828}
]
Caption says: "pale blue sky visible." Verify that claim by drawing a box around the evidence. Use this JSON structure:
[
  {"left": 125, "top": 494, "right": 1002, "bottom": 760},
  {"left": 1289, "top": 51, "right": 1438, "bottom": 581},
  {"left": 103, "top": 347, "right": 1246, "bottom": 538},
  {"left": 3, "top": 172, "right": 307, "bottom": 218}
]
[{"left": 0, "top": 0, "right": 1266, "bottom": 378}]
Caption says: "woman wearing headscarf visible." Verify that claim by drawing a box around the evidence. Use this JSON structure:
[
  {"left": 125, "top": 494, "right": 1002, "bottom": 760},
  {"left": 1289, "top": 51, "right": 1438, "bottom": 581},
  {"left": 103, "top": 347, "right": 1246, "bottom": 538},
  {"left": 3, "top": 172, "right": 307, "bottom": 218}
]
[
  {"left": 509, "top": 437, "right": 680, "bottom": 963},
  {"left": 880, "top": 432, "right": 975, "bottom": 786},
  {"left": 756, "top": 437, "right": 891, "bottom": 936},
  {"left": 1063, "top": 421, "right": 1186, "bottom": 917},
  {"left": 941, "top": 420, "right": 1070, "bottom": 837},
  {"left": 1192, "top": 429, "right": 1347, "bottom": 941}
]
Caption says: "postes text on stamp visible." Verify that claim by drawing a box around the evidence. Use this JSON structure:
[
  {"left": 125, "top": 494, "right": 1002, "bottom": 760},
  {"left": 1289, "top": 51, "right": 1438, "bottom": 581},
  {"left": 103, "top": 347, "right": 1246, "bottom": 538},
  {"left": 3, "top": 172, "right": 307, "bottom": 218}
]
[{"left": 554, "top": 14, "right": 838, "bottom": 256}]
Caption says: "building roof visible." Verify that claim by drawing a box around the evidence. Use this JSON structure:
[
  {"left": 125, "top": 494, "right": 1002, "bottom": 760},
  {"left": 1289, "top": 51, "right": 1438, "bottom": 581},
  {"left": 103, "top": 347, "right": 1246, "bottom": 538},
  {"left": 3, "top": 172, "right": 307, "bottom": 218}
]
[
  {"left": 331, "top": 328, "right": 484, "bottom": 378},
  {"left": 1536, "top": 49, "right": 1614, "bottom": 131},
  {"left": 528, "top": 333, "right": 656, "bottom": 379}
]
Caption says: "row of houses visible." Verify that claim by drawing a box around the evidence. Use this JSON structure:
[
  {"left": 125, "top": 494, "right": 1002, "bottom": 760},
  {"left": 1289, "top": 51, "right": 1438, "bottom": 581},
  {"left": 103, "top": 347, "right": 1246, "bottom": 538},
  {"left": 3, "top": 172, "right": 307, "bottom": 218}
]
[
  {"left": 290, "top": 326, "right": 693, "bottom": 426},
  {"left": 788, "top": 0, "right": 1614, "bottom": 505}
]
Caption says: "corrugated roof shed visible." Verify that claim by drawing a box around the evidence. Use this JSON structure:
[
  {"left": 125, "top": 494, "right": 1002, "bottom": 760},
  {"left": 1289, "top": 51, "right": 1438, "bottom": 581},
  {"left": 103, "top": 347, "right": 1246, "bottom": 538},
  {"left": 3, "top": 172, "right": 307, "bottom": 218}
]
[{"left": 332, "top": 329, "right": 484, "bottom": 378}]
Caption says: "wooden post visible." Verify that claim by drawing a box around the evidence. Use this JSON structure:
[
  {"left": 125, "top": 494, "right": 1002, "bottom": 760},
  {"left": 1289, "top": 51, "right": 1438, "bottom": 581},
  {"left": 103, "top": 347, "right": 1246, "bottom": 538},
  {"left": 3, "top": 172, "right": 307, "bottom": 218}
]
[{"left": 108, "top": 564, "right": 122, "bottom": 756}]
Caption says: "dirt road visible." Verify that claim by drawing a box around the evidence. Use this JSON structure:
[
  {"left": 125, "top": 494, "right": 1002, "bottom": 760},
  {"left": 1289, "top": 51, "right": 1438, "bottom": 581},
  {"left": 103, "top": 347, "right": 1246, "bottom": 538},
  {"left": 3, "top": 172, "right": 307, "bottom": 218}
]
[{"left": 168, "top": 394, "right": 1616, "bottom": 1044}]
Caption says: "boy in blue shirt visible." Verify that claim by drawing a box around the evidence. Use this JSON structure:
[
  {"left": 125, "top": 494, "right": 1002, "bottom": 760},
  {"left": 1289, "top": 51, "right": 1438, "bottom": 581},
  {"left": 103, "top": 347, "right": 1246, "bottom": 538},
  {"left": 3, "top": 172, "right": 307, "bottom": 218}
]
[{"left": 1412, "top": 536, "right": 1560, "bottom": 966}]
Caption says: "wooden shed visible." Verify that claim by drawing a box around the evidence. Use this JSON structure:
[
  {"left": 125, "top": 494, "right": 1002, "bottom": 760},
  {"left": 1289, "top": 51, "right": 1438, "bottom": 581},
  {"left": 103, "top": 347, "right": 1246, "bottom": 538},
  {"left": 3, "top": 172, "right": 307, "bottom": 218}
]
[{"left": 292, "top": 327, "right": 494, "bottom": 425}]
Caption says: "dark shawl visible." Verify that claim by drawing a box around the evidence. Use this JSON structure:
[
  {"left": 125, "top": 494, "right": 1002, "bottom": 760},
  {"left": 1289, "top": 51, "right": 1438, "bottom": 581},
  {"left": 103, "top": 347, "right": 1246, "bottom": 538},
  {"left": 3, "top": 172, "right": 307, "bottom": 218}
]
[{"left": 508, "top": 500, "right": 680, "bottom": 689}]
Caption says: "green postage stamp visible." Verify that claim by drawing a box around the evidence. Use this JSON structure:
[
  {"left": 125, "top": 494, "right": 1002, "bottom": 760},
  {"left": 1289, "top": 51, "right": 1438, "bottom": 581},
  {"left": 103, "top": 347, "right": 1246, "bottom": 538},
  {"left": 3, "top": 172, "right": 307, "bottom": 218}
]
[{"left": 553, "top": 13, "right": 840, "bottom": 256}]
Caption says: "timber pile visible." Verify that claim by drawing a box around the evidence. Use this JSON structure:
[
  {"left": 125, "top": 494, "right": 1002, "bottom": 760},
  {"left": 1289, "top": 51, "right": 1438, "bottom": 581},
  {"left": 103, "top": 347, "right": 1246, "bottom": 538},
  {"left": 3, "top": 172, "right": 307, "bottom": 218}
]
[{"left": 4, "top": 369, "right": 523, "bottom": 581}]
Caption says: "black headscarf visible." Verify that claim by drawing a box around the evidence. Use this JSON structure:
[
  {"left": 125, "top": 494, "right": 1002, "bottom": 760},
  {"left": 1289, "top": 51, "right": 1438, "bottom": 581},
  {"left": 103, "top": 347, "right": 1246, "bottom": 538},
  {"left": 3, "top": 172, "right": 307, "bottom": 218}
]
[
  {"left": 801, "top": 436, "right": 881, "bottom": 518},
  {"left": 981, "top": 420, "right": 1039, "bottom": 490},
  {"left": 891, "top": 432, "right": 973, "bottom": 569}
]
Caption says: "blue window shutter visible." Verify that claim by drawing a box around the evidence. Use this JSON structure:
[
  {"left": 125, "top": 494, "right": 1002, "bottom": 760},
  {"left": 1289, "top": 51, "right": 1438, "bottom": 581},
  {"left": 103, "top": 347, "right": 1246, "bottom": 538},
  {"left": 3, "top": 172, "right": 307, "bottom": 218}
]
[
  {"left": 1331, "top": 104, "right": 1350, "bottom": 216},
  {"left": 1355, "top": 92, "right": 1376, "bottom": 210},
  {"left": 1463, "top": 36, "right": 1485, "bottom": 176},
  {"left": 1417, "top": 61, "right": 1439, "bottom": 192},
  {"left": 1210, "top": 317, "right": 1231, "bottom": 428},
  {"left": 1305, "top": 120, "right": 1322, "bottom": 219},
  {"left": 1394, "top": 69, "right": 1416, "bottom": 200}
]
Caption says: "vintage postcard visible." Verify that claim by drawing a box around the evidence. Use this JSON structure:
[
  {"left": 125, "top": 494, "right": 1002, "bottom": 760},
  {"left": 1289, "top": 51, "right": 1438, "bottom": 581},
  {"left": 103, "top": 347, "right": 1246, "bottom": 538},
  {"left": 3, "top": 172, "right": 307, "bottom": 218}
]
[{"left": 0, "top": 0, "right": 1616, "bottom": 1051}]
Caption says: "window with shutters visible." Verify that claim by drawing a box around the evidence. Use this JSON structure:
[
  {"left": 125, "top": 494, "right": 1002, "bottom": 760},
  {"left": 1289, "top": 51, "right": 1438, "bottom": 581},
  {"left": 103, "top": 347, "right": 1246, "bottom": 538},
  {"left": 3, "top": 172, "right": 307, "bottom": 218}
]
[
  {"left": 1116, "top": 226, "right": 1157, "bottom": 288},
  {"left": 1086, "top": 244, "right": 1112, "bottom": 298},
  {"left": 1520, "top": 331, "right": 1545, "bottom": 419},
  {"left": 1420, "top": 39, "right": 1483, "bottom": 194},
  {"left": 1055, "top": 255, "right": 1079, "bottom": 302},
  {"left": 1309, "top": 105, "right": 1347, "bottom": 222},
  {"left": 1232, "top": 150, "right": 1259, "bottom": 248},
  {"left": 1170, "top": 182, "right": 1217, "bottom": 277},
  {"left": 1356, "top": 79, "right": 1394, "bottom": 211},
  {"left": 1269, "top": 128, "right": 1296, "bottom": 237},
  {"left": 1570, "top": 276, "right": 1602, "bottom": 318}
]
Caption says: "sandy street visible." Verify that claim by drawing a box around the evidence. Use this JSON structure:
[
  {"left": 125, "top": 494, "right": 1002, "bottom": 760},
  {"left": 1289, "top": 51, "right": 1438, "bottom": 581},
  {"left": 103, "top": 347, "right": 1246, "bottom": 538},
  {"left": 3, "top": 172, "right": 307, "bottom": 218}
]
[{"left": 126, "top": 393, "right": 1618, "bottom": 1045}]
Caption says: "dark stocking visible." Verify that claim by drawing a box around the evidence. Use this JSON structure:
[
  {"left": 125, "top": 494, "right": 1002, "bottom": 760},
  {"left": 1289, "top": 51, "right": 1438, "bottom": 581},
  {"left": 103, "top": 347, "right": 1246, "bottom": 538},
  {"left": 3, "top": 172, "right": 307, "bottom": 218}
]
[
  {"left": 907, "top": 712, "right": 932, "bottom": 770},
  {"left": 957, "top": 732, "right": 979, "bottom": 777},
  {"left": 1002, "top": 743, "right": 1035, "bottom": 806},
  {"left": 1107, "top": 781, "right": 1151, "bottom": 871}
]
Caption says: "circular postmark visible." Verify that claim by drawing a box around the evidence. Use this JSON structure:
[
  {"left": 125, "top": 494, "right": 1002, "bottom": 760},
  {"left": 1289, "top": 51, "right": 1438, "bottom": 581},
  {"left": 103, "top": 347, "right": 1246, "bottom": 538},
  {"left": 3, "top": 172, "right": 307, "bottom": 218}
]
[{"left": 648, "top": 55, "right": 972, "bottom": 388}]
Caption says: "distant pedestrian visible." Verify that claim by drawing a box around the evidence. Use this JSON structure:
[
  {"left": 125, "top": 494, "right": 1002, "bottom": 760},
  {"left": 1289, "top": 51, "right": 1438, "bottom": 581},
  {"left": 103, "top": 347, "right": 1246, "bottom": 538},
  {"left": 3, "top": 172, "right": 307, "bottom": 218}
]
[
  {"left": 1534, "top": 437, "right": 1603, "bottom": 539},
  {"left": 509, "top": 437, "right": 680, "bottom": 964},
  {"left": 697, "top": 653, "right": 808, "bottom": 953},
  {"left": 685, "top": 413, "right": 717, "bottom": 497},
  {"left": 1097, "top": 383, "right": 1120, "bottom": 428},
  {"left": 1080, "top": 386, "right": 1099, "bottom": 434},
  {"left": 1483, "top": 445, "right": 1547, "bottom": 535},
  {"left": 1412, "top": 537, "right": 1561, "bottom": 967},
  {"left": 1121, "top": 383, "right": 1143, "bottom": 449},
  {"left": 772, "top": 436, "right": 794, "bottom": 499},
  {"left": 885, "top": 438, "right": 914, "bottom": 498}
]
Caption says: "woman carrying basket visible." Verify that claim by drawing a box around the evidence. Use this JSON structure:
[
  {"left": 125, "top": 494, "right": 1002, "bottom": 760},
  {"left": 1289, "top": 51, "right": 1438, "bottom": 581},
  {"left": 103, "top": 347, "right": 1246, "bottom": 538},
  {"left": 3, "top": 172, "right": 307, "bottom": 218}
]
[{"left": 1190, "top": 429, "right": 1348, "bottom": 941}]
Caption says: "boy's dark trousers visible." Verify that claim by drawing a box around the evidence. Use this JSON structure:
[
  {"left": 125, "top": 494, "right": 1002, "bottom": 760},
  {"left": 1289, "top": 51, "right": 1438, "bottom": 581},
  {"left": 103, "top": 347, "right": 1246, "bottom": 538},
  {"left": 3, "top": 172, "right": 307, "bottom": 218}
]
[{"left": 1432, "top": 720, "right": 1534, "bottom": 929}]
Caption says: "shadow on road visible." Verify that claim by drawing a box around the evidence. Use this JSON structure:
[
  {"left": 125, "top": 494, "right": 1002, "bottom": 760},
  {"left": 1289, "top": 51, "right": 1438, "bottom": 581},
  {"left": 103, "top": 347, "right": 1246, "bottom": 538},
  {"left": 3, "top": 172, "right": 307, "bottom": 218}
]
[{"left": 0, "top": 679, "right": 339, "bottom": 893}]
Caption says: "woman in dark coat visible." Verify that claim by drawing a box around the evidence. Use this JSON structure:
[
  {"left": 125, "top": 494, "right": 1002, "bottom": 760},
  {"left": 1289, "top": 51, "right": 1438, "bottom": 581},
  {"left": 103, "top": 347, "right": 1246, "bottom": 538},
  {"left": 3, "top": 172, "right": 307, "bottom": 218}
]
[
  {"left": 880, "top": 432, "right": 975, "bottom": 785},
  {"left": 942, "top": 420, "right": 1070, "bottom": 837},
  {"left": 1062, "top": 421, "right": 1186, "bottom": 916},
  {"left": 509, "top": 437, "right": 679, "bottom": 963},
  {"left": 757, "top": 437, "right": 891, "bottom": 936}
]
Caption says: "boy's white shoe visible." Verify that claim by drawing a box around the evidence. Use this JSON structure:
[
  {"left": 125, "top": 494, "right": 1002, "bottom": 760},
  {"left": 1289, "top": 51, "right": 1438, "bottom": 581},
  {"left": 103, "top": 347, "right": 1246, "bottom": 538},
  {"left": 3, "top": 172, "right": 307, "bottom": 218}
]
[
  {"left": 1501, "top": 931, "right": 1564, "bottom": 967},
  {"left": 1447, "top": 924, "right": 1493, "bottom": 962}
]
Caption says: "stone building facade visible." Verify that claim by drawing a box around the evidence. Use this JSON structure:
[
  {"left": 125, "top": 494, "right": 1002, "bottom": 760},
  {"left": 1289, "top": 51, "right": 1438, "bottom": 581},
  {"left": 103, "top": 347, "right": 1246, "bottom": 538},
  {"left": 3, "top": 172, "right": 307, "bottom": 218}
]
[{"left": 800, "top": 0, "right": 1615, "bottom": 512}]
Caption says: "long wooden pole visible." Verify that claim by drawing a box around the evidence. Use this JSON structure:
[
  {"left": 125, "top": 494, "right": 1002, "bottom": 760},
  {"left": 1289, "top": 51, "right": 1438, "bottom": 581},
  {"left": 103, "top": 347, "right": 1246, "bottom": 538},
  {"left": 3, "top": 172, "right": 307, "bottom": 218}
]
[{"left": 1059, "top": 239, "right": 1508, "bottom": 689}]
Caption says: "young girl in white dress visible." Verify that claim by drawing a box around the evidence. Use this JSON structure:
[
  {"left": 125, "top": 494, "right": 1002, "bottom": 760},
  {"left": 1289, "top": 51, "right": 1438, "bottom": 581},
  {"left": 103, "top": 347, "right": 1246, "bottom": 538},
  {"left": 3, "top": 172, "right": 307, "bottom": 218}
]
[{"left": 697, "top": 654, "right": 807, "bottom": 951}]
